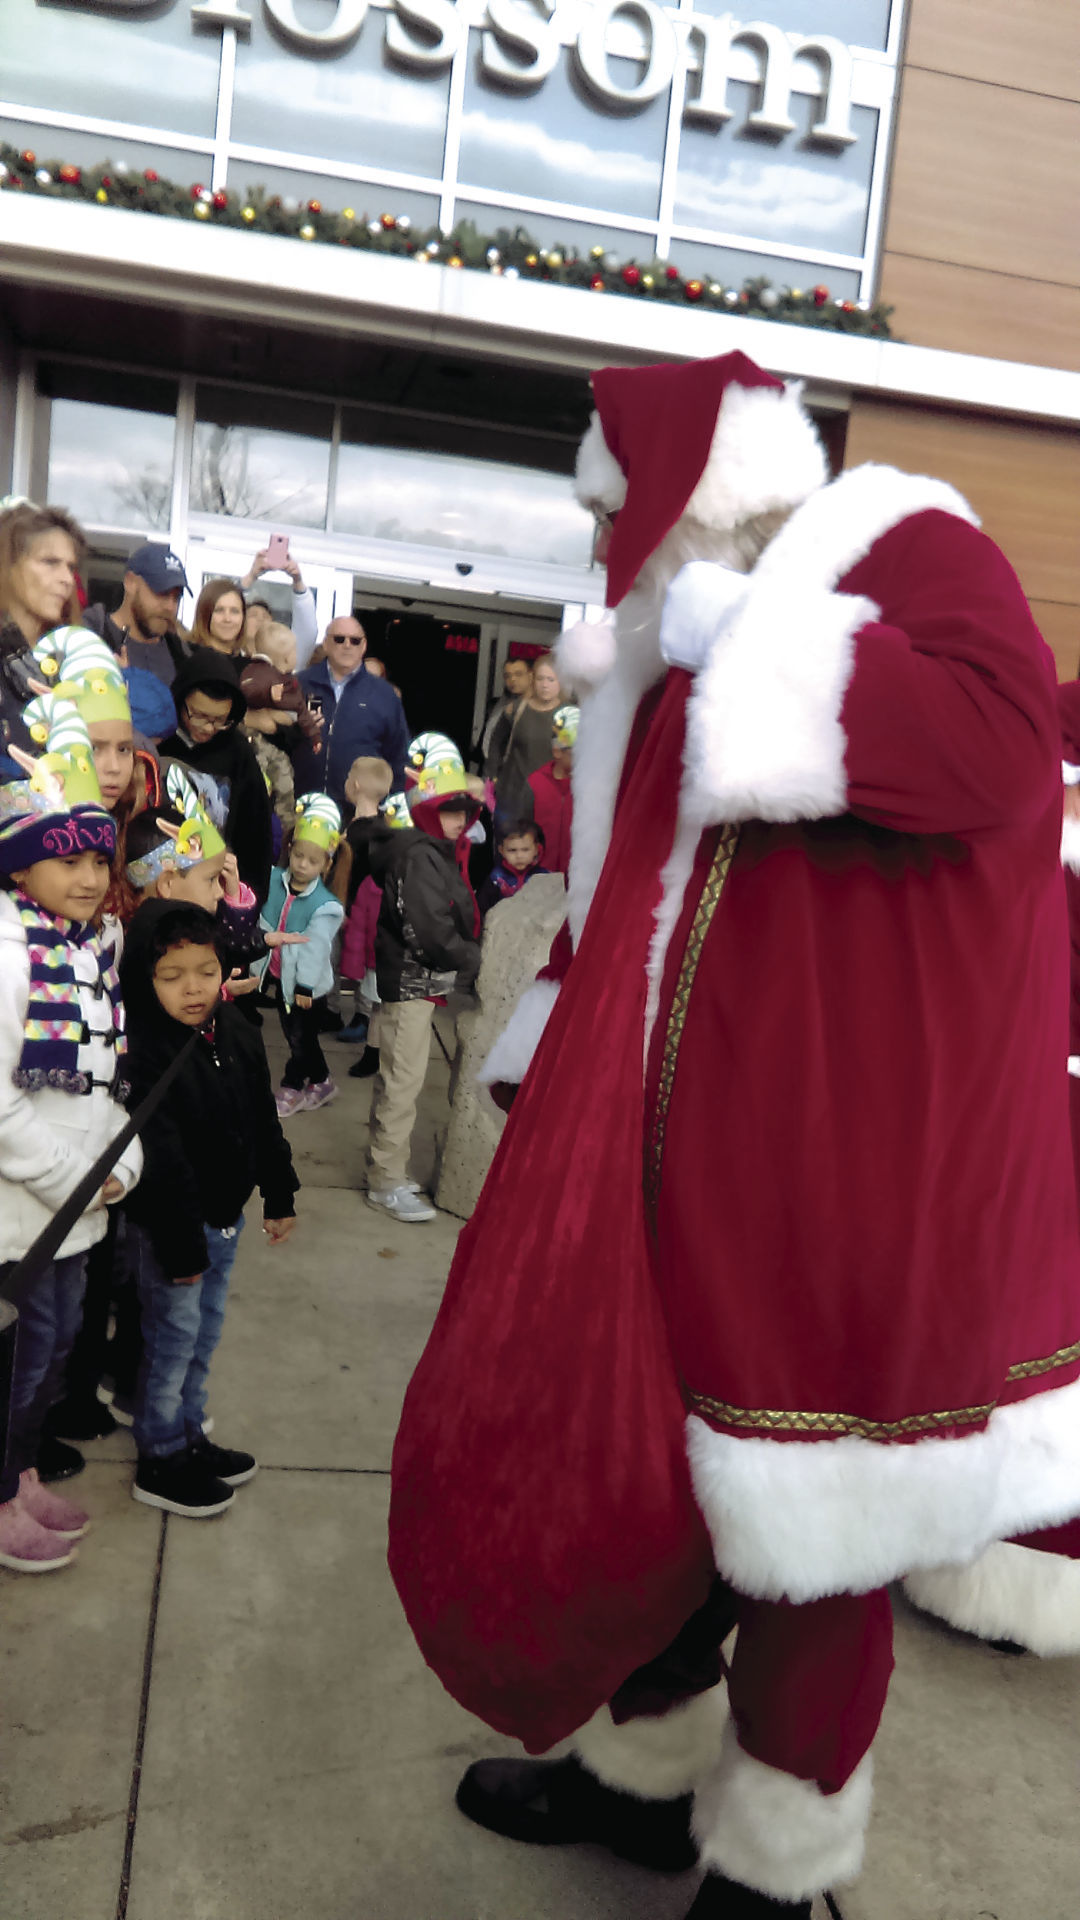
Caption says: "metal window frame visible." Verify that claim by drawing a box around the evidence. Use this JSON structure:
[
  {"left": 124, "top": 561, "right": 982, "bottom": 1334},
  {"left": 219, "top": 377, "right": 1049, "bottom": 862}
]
[{"left": 1, "top": 0, "right": 907, "bottom": 301}]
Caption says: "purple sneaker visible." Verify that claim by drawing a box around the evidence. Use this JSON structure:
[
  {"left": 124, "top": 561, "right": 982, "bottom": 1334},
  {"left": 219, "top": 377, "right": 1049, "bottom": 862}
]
[
  {"left": 302, "top": 1077, "right": 338, "bottom": 1111},
  {"left": 275, "top": 1086, "right": 307, "bottom": 1118}
]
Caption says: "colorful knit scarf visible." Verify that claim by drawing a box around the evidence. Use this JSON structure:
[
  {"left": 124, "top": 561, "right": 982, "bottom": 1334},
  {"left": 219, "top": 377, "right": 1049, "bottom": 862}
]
[{"left": 11, "top": 892, "right": 127, "bottom": 1094}]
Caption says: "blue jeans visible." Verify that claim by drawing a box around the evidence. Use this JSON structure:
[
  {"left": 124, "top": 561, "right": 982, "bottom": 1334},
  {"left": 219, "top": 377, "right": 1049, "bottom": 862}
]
[
  {"left": 0, "top": 1252, "right": 88, "bottom": 1502},
  {"left": 130, "top": 1218, "right": 243, "bottom": 1459}
]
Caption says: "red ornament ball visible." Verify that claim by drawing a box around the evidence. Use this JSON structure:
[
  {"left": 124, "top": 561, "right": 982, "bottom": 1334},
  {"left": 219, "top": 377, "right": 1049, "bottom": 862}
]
[
  {"left": 621, "top": 264, "right": 641, "bottom": 288},
  {"left": 59, "top": 164, "right": 81, "bottom": 185},
  {"left": 685, "top": 279, "right": 704, "bottom": 301},
  {"left": 590, "top": 274, "right": 605, "bottom": 291},
  {"left": 21, "top": 150, "right": 36, "bottom": 167},
  {"left": 101, "top": 176, "right": 112, "bottom": 190},
  {"left": 144, "top": 169, "right": 159, "bottom": 185},
  {"left": 812, "top": 284, "right": 830, "bottom": 306},
  {"left": 380, "top": 212, "right": 396, "bottom": 230},
  {"left": 213, "top": 191, "right": 228, "bottom": 211},
  {"left": 307, "top": 199, "right": 322, "bottom": 215},
  {"left": 665, "top": 264, "right": 680, "bottom": 282},
  {"left": 841, "top": 300, "right": 856, "bottom": 313},
  {"left": 191, "top": 183, "right": 205, "bottom": 200}
]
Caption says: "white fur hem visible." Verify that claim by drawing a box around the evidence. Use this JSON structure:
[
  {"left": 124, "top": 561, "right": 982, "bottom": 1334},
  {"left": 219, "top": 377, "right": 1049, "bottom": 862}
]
[
  {"left": 902, "top": 1541, "right": 1080, "bottom": 1657},
  {"left": 566, "top": 1686, "right": 730, "bottom": 1800},
  {"left": 682, "top": 581, "right": 873, "bottom": 826},
  {"left": 1061, "top": 809, "right": 1080, "bottom": 872},
  {"left": 476, "top": 978, "right": 560, "bottom": 1087},
  {"left": 693, "top": 1722, "right": 873, "bottom": 1900},
  {"left": 687, "top": 1373, "right": 1080, "bottom": 1603}
]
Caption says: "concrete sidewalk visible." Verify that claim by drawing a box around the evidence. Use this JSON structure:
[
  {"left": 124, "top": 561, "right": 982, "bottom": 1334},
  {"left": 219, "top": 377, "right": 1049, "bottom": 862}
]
[{"left": 2, "top": 1029, "right": 1078, "bottom": 1920}]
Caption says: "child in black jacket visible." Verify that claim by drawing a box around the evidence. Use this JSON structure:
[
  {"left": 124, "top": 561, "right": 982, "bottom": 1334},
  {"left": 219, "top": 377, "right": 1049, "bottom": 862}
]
[
  {"left": 120, "top": 900, "right": 298, "bottom": 1518},
  {"left": 347, "top": 758, "right": 481, "bottom": 1222}
]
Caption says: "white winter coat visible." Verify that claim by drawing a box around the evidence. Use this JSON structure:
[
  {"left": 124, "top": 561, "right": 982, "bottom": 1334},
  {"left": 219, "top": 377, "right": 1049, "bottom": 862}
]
[{"left": 0, "top": 893, "right": 142, "bottom": 1262}]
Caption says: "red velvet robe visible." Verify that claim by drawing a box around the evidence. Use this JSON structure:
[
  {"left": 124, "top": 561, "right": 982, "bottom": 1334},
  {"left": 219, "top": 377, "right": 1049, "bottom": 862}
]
[{"left": 389, "top": 482, "right": 1080, "bottom": 1752}]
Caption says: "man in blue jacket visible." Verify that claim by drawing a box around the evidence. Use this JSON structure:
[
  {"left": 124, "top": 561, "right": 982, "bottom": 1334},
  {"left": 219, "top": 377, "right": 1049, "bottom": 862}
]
[{"left": 295, "top": 616, "right": 409, "bottom": 808}]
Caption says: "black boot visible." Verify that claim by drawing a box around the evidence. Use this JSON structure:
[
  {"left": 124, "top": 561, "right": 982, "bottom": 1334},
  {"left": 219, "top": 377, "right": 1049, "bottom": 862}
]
[
  {"left": 36, "top": 1436, "right": 85, "bottom": 1483},
  {"left": 685, "top": 1872, "right": 813, "bottom": 1918},
  {"left": 455, "top": 1755, "right": 697, "bottom": 1871},
  {"left": 44, "top": 1395, "right": 117, "bottom": 1441},
  {"left": 348, "top": 1047, "right": 380, "bottom": 1080}
]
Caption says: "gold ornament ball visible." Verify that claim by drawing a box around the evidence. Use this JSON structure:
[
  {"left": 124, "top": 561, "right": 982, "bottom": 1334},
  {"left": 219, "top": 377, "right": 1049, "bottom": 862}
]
[
  {"left": 448, "top": 255, "right": 464, "bottom": 268},
  {"left": 708, "top": 282, "right": 722, "bottom": 296},
  {"left": 642, "top": 272, "right": 655, "bottom": 289},
  {"left": 590, "top": 244, "right": 605, "bottom": 260},
  {"left": 525, "top": 252, "right": 539, "bottom": 267},
  {"left": 342, "top": 208, "right": 355, "bottom": 222},
  {"left": 299, "top": 223, "right": 316, "bottom": 241},
  {"left": 546, "top": 250, "right": 563, "bottom": 268},
  {"left": 95, "top": 188, "right": 108, "bottom": 204},
  {"left": 193, "top": 200, "right": 210, "bottom": 220},
  {"left": 790, "top": 288, "right": 803, "bottom": 300},
  {"left": 241, "top": 205, "right": 256, "bottom": 224}
]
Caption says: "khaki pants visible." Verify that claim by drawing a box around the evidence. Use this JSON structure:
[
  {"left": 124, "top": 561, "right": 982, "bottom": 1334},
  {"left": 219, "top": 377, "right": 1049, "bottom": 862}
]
[{"left": 367, "top": 999, "right": 436, "bottom": 1194}]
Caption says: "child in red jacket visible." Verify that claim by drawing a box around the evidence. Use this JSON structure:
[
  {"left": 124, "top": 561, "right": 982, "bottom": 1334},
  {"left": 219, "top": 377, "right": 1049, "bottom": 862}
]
[{"left": 526, "top": 704, "right": 578, "bottom": 878}]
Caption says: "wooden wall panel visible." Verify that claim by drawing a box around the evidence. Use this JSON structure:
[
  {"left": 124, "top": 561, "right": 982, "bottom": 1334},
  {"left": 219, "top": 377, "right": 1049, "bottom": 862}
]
[
  {"left": 876, "top": 255, "right": 1080, "bottom": 372},
  {"left": 844, "top": 401, "right": 1080, "bottom": 671},
  {"left": 1029, "top": 601, "right": 1080, "bottom": 682},
  {"left": 884, "top": 70, "right": 1080, "bottom": 288},
  {"left": 905, "top": 0, "right": 1080, "bottom": 102}
]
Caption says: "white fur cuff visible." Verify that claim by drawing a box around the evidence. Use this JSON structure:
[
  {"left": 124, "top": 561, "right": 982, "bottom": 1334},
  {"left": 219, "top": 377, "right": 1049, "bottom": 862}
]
[
  {"left": 660, "top": 562, "right": 749, "bottom": 674},
  {"left": 1061, "top": 809, "right": 1080, "bottom": 873},
  {"left": 682, "top": 582, "right": 875, "bottom": 826},
  {"left": 556, "top": 614, "right": 617, "bottom": 696},
  {"left": 476, "top": 978, "right": 560, "bottom": 1087},
  {"left": 568, "top": 1686, "right": 730, "bottom": 1800},
  {"left": 693, "top": 1721, "right": 873, "bottom": 1900},
  {"left": 902, "top": 1541, "right": 1080, "bottom": 1657}
]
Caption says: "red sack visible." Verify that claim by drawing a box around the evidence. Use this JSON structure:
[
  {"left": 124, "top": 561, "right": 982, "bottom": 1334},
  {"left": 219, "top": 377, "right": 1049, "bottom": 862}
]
[{"left": 388, "top": 675, "right": 715, "bottom": 1753}]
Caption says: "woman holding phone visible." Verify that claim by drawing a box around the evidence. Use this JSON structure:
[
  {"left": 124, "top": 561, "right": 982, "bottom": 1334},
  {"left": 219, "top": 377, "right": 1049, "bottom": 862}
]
[{"left": 191, "top": 578, "right": 247, "bottom": 655}]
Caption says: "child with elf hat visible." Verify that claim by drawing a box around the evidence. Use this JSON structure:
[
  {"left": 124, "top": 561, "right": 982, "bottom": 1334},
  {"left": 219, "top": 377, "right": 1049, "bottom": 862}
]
[
  {"left": 252, "top": 794, "right": 345, "bottom": 1117},
  {"left": 119, "top": 898, "right": 298, "bottom": 1519},
  {"left": 0, "top": 698, "right": 142, "bottom": 1572},
  {"left": 389, "top": 350, "right": 1080, "bottom": 1916},
  {"left": 525, "top": 702, "right": 578, "bottom": 878}
]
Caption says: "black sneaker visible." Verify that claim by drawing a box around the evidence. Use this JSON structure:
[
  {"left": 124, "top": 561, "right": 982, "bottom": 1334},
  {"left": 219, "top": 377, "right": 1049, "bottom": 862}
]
[
  {"left": 37, "top": 1436, "right": 86, "bottom": 1483},
  {"left": 133, "top": 1448, "right": 234, "bottom": 1517},
  {"left": 188, "top": 1434, "right": 258, "bottom": 1486},
  {"left": 45, "top": 1395, "right": 118, "bottom": 1442},
  {"left": 348, "top": 1047, "right": 380, "bottom": 1080}
]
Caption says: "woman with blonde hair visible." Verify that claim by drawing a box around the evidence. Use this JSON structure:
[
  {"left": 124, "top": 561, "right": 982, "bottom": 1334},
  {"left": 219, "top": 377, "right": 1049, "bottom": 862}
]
[
  {"left": 0, "top": 500, "right": 86, "bottom": 776},
  {"left": 191, "top": 577, "right": 247, "bottom": 654},
  {"left": 486, "top": 650, "right": 567, "bottom": 823}
]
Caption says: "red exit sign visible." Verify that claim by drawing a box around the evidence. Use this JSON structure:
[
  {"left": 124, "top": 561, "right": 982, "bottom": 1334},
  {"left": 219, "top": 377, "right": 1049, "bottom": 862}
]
[{"left": 445, "top": 632, "right": 479, "bottom": 654}]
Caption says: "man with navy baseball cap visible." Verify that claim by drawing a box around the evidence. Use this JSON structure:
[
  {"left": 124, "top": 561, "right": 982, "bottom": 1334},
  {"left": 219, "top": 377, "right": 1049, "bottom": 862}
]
[{"left": 84, "top": 542, "right": 191, "bottom": 686}]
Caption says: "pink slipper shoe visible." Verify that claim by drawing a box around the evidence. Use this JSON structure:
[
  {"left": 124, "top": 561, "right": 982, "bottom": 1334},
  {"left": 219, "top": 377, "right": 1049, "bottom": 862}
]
[
  {"left": 0, "top": 1497, "right": 79, "bottom": 1572},
  {"left": 18, "top": 1468, "right": 90, "bottom": 1539}
]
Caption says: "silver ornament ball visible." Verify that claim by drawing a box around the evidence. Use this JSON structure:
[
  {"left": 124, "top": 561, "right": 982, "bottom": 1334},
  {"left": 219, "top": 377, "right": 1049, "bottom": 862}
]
[
  {"left": 723, "top": 288, "right": 739, "bottom": 307},
  {"left": 759, "top": 286, "right": 780, "bottom": 310}
]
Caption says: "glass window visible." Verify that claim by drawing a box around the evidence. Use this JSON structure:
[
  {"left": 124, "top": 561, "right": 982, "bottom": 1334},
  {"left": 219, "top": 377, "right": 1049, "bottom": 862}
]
[
  {"left": 451, "top": 200, "right": 652, "bottom": 267},
  {"left": 458, "top": 38, "right": 667, "bottom": 223},
  {"left": 334, "top": 442, "right": 593, "bottom": 568},
  {"left": 673, "top": 86, "right": 878, "bottom": 258},
  {"left": 231, "top": 10, "right": 450, "bottom": 183},
  {"left": 222, "top": 162, "right": 438, "bottom": 235},
  {"left": 0, "top": 119, "right": 206, "bottom": 186},
  {"left": 662, "top": 237, "right": 860, "bottom": 300},
  {"left": 41, "top": 367, "right": 178, "bottom": 534},
  {"left": 1, "top": 0, "right": 219, "bottom": 139},
  {"left": 192, "top": 387, "right": 333, "bottom": 530},
  {"left": 686, "top": 0, "right": 894, "bottom": 52}
]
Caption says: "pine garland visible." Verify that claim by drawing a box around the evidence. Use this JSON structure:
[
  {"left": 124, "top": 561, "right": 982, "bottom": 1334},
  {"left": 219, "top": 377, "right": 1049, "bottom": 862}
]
[{"left": 0, "top": 142, "right": 893, "bottom": 338}]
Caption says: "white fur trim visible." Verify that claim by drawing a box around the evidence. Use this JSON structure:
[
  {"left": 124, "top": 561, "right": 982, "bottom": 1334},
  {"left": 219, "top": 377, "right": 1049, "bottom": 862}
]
[
  {"left": 687, "top": 382, "right": 828, "bottom": 532},
  {"left": 476, "top": 978, "right": 560, "bottom": 1087},
  {"left": 567, "top": 1686, "right": 730, "bottom": 1800},
  {"left": 555, "top": 615, "right": 618, "bottom": 696},
  {"left": 683, "top": 582, "right": 875, "bottom": 827},
  {"left": 575, "top": 411, "right": 627, "bottom": 515},
  {"left": 750, "top": 462, "right": 979, "bottom": 596},
  {"left": 1061, "top": 809, "right": 1080, "bottom": 872},
  {"left": 902, "top": 1541, "right": 1080, "bottom": 1657},
  {"left": 693, "top": 1721, "right": 873, "bottom": 1900},
  {"left": 687, "top": 1374, "right": 1080, "bottom": 1604}
]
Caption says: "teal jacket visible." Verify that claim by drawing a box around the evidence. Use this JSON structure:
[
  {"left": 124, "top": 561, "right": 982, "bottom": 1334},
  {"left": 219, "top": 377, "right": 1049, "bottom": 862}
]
[{"left": 255, "top": 869, "right": 343, "bottom": 1010}]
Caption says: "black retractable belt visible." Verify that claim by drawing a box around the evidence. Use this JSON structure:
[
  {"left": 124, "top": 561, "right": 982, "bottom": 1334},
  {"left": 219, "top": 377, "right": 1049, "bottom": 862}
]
[{"left": 0, "top": 1030, "right": 199, "bottom": 1484}]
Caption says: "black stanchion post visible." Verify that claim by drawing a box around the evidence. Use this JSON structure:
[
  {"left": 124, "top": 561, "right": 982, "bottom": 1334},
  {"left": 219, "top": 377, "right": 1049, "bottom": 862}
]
[{"left": 0, "top": 1299, "right": 17, "bottom": 1490}]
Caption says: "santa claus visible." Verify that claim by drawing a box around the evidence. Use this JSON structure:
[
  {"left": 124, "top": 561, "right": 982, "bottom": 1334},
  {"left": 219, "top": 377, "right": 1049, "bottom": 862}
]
[{"left": 388, "top": 351, "right": 1080, "bottom": 1918}]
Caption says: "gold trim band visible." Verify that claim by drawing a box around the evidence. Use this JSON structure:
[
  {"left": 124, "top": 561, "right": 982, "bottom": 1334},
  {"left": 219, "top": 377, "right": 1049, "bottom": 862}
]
[
  {"left": 646, "top": 825, "right": 739, "bottom": 1214},
  {"left": 688, "top": 1337, "right": 1080, "bottom": 1442}
]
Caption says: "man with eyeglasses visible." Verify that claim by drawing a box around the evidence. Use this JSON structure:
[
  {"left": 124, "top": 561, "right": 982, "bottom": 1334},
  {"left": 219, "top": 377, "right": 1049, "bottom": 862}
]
[
  {"left": 294, "top": 616, "right": 410, "bottom": 812},
  {"left": 160, "top": 648, "right": 273, "bottom": 900}
]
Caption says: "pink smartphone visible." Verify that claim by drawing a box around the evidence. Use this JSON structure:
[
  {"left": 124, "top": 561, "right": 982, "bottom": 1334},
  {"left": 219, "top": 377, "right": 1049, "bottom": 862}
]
[{"left": 266, "top": 532, "right": 290, "bottom": 568}]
